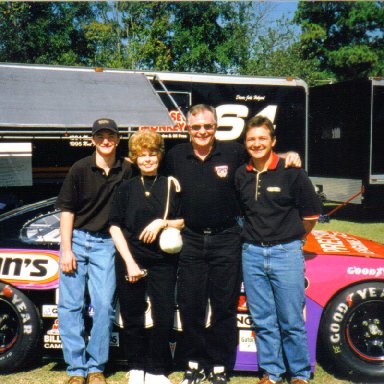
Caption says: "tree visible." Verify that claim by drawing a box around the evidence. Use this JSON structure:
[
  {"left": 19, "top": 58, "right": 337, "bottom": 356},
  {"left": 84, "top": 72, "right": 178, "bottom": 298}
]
[
  {"left": 294, "top": 1, "right": 384, "bottom": 80},
  {"left": 0, "top": 2, "right": 95, "bottom": 65},
  {"left": 85, "top": 2, "right": 173, "bottom": 70},
  {"left": 86, "top": 2, "right": 254, "bottom": 73}
]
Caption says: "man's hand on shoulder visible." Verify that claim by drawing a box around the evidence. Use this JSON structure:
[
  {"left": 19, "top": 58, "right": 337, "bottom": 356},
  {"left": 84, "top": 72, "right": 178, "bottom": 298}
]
[{"left": 280, "top": 151, "right": 302, "bottom": 168}]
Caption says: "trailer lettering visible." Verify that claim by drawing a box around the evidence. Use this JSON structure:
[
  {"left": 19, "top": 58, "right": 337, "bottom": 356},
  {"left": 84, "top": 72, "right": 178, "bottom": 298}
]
[{"left": 215, "top": 104, "right": 278, "bottom": 141}]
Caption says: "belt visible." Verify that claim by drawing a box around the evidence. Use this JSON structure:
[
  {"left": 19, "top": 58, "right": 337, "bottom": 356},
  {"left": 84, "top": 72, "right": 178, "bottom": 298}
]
[
  {"left": 188, "top": 221, "right": 237, "bottom": 235},
  {"left": 249, "top": 236, "right": 300, "bottom": 247}
]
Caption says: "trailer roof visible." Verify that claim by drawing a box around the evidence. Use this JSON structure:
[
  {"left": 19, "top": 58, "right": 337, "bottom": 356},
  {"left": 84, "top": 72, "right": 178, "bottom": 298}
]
[{"left": 0, "top": 64, "right": 174, "bottom": 128}]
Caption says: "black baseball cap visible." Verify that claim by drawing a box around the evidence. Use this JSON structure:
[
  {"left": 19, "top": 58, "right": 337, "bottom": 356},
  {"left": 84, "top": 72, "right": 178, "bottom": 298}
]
[{"left": 92, "top": 118, "right": 119, "bottom": 135}]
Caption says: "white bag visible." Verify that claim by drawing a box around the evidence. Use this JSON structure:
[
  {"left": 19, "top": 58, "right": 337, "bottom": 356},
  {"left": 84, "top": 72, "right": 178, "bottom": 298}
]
[
  {"left": 159, "top": 177, "right": 183, "bottom": 254},
  {"left": 159, "top": 227, "right": 183, "bottom": 254}
]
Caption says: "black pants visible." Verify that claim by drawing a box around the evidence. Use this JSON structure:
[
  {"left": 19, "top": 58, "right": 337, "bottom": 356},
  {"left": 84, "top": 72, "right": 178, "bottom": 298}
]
[
  {"left": 115, "top": 254, "right": 177, "bottom": 374},
  {"left": 177, "top": 225, "right": 242, "bottom": 371}
]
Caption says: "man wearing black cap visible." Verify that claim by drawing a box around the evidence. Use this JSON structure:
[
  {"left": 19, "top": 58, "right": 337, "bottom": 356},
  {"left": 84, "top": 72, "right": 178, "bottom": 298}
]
[{"left": 56, "top": 118, "right": 132, "bottom": 384}]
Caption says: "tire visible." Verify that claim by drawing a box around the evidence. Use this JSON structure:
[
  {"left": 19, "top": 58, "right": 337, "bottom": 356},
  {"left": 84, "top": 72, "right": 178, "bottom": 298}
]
[
  {"left": 319, "top": 281, "right": 384, "bottom": 379},
  {"left": 0, "top": 282, "right": 42, "bottom": 371}
]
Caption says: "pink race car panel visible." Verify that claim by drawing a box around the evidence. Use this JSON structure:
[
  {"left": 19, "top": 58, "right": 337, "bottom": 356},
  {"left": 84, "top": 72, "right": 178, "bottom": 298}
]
[{"left": 234, "top": 230, "right": 384, "bottom": 376}]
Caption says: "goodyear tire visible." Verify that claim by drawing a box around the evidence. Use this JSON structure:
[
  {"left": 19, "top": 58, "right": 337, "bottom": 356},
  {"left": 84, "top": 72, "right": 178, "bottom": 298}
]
[
  {"left": 0, "top": 282, "right": 42, "bottom": 371},
  {"left": 319, "top": 282, "right": 384, "bottom": 379}
]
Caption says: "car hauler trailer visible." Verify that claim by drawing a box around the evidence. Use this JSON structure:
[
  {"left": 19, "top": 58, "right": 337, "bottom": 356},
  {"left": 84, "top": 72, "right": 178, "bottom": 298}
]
[
  {"left": 0, "top": 63, "right": 308, "bottom": 208},
  {"left": 308, "top": 78, "right": 384, "bottom": 208}
]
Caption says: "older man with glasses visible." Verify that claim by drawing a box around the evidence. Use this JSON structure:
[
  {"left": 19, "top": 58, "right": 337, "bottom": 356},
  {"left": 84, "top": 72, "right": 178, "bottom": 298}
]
[{"left": 166, "top": 105, "right": 301, "bottom": 384}]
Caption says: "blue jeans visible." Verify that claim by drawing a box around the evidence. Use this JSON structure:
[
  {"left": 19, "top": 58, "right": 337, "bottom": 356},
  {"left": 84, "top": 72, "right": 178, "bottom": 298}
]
[
  {"left": 58, "top": 229, "right": 116, "bottom": 377},
  {"left": 242, "top": 240, "right": 310, "bottom": 382}
]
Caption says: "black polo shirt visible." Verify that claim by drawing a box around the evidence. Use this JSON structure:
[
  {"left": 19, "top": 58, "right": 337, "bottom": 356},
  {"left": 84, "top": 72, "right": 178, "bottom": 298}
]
[
  {"left": 235, "top": 153, "right": 322, "bottom": 243},
  {"left": 109, "top": 175, "right": 181, "bottom": 261},
  {"left": 166, "top": 140, "right": 247, "bottom": 230},
  {"left": 55, "top": 153, "right": 132, "bottom": 233}
]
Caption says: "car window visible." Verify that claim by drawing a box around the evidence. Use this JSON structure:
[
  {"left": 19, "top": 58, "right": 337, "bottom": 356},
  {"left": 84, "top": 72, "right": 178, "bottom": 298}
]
[{"left": 20, "top": 210, "right": 61, "bottom": 244}]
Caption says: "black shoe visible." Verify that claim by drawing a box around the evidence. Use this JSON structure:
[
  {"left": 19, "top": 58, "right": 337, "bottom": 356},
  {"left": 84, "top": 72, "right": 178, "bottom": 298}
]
[
  {"left": 208, "top": 366, "right": 227, "bottom": 383},
  {"left": 179, "top": 361, "right": 206, "bottom": 384}
]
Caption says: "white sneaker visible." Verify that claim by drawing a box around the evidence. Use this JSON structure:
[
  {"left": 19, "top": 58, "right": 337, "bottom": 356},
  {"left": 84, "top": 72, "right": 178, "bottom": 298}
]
[
  {"left": 145, "top": 373, "right": 172, "bottom": 384},
  {"left": 127, "top": 370, "right": 145, "bottom": 384}
]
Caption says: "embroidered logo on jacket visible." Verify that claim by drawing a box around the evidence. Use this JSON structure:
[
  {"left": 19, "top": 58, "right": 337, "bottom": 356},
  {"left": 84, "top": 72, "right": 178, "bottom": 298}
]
[{"left": 215, "top": 165, "right": 228, "bottom": 178}]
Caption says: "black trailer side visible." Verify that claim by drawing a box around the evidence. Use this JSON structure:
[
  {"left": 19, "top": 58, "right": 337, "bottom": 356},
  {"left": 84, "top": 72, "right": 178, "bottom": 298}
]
[
  {"left": 0, "top": 64, "right": 308, "bottom": 208},
  {"left": 308, "top": 79, "right": 384, "bottom": 207}
]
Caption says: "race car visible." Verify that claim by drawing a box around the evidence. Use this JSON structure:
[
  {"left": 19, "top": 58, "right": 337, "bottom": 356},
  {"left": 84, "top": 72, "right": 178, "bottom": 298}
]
[{"left": 0, "top": 198, "right": 383, "bottom": 380}]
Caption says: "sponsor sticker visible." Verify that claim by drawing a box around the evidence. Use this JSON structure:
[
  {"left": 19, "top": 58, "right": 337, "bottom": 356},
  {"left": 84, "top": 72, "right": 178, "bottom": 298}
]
[
  {"left": 109, "top": 332, "right": 119, "bottom": 347},
  {"left": 237, "top": 314, "right": 253, "bottom": 329},
  {"left": 42, "top": 304, "right": 58, "bottom": 318},
  {"left": 239, "top": 330, "right": 257, "bottom": 352},
  {"left": 347, "top": 266, "right": 384, "bottom": 278},
  {"left": 0, "top": 250, "right": 59, "bottom": 288}
]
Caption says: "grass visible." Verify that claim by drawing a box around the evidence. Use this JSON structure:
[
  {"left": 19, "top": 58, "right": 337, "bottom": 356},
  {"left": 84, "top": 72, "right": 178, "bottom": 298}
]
[
  {"left": 1, "top": 203, "right": 383, "bottom": 384},
  {"left": 0, "top": 361, "right": 355, "bottom": 384},
  {"left": 317, "top": 202, "right": 384, "bottom": 244}
]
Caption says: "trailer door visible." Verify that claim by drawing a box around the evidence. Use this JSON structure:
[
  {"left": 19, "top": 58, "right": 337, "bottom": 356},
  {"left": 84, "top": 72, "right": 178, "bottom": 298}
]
[{"left": 370, "top": 81, "right": 384, "bottom": 185}]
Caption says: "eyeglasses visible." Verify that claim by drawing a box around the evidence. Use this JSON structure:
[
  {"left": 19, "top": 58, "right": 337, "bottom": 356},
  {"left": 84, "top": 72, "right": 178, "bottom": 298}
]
[{"left": 189, "top": 123, "right": 216, "bottom": 131}]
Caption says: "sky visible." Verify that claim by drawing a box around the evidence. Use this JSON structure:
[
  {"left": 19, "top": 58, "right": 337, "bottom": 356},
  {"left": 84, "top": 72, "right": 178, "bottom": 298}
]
[{"left": 268, "top": 1, "right": 299, "bottom": 21}]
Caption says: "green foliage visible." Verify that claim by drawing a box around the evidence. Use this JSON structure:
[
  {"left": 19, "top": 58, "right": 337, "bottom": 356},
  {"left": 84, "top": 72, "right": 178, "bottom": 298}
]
[
  {"left": 85, "top": 1, "right": 253, "bottom": 73},
  {"left": 294, "top": 1, "right": 384, "bottom": 80},
  {"left": 0, "top": 2, "right": 95, "bottom": 65},
  {"left": 2, "top": 1, "right": 383, "bottom": 85},
  {"left": 0, "top": 2, "right": 257, "bottom": 74}
]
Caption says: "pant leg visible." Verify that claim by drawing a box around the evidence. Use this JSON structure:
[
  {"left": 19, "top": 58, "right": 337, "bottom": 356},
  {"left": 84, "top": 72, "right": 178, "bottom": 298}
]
[
  {"left": 205, "top": 226, "right": 241, "bottom": 370},
  {"left": 145, "top": 257, "right": 177, "bottom": 374},
  {"left": 269, "top": 240, "right": 311, "bottom": 381},
  {"left": 177, "top": 228, "right": 209, "bottom": 368},
  {"left": 58, "top": 229, "right": 88, "bottom": 377},
  {"left": 115, "top": 254, "right": 147, "bottom": 371},
  {"left": 242, "top": 242, "right": 285, "bottom": 382},
  {"left": 86, "top": 232, "right": 116, "bottom": 373}
]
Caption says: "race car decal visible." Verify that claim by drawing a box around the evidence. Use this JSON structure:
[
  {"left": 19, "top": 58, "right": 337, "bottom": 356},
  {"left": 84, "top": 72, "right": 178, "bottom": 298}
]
[
  {"left": 42, "top": 304, "right": 58, "bottom": 318},
  {"left": 305, "top": 230, "right": 384, "bottom": 258},
  {"left": 239, "top": 330, "right": 257, "bottom": 352},
  {"left": 0, "top": 249, "right": 59, "bottom": 289},
  {"left": 237, "top": 313, "right": 253, "bottom": 329}
]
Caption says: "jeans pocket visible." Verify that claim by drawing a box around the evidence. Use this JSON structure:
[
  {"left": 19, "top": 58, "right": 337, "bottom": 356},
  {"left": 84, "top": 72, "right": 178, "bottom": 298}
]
[{"left": 280, "top": 239, "right": 303, "bottom": 253}]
